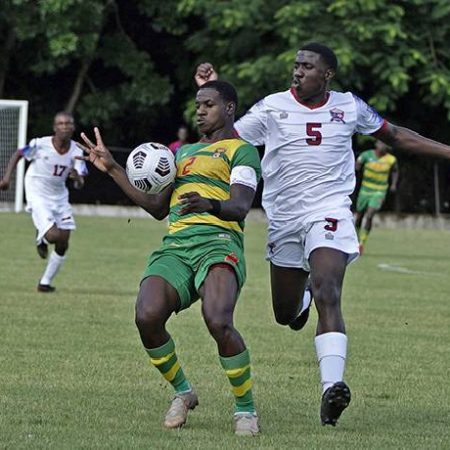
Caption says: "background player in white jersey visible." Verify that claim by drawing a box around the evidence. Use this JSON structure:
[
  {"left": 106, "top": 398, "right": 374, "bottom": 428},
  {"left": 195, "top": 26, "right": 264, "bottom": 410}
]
[
  {"left": 0, "top": 112, "right": 87, "bottom": 292},
  {"left": 195, "top": 42, "right": 450, "bottom": 426}
]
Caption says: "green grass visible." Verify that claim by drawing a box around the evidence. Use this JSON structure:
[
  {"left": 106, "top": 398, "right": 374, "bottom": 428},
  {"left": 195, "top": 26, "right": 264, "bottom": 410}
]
[{"left": 1, "top": 212, "right": 450, "bottom": 449}]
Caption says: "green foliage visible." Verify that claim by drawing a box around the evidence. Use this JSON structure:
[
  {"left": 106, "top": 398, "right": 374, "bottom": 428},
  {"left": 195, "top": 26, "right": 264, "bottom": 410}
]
[{"left": 1, "top": 0, "right": 449, "bottom": 143}]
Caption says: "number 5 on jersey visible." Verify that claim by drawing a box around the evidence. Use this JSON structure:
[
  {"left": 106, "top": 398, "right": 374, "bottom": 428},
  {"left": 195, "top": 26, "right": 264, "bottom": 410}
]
[{"left": 306, "top": 123, "right": 322, "bottom": 146}]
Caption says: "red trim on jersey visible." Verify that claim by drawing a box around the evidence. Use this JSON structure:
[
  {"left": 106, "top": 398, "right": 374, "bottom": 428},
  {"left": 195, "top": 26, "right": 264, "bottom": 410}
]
[
  {"left": 232, "top": 128, "right": 240, "bottom": 137},
  {"left": 379, "top": 119, "right": 389, "bottom": 132},
  {"left": 290, "top": 87, "right": 330, "bottom": 109}
]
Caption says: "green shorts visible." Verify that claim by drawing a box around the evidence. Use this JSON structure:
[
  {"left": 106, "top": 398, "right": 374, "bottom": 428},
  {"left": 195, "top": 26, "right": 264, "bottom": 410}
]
[
  {"left": 142, "top": 227, "right": 246, "bottom": 311},
  {"left": 356, "top": 189, "right": 386, "bottom": 212}
]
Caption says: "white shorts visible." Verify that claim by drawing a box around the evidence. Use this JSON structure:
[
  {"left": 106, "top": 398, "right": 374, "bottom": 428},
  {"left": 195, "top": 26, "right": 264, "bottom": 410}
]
[
  {"left": 266, "top": 214, "right": 359, "bottom": 271},
  {"left": 26, "top": 198, "right": 76, "bottom": 243}
]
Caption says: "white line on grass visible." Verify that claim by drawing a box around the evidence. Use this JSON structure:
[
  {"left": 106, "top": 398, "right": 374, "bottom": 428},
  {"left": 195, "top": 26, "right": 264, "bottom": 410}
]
[{"left": 377, "top": 263, "right": 443, "bottom": 276}]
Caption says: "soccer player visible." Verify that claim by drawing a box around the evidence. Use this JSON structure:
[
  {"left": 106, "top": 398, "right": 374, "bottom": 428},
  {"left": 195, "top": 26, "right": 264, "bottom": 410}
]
[
  {"left": 78, "top": 81, "right": 261, "bottom": 436},
  {"left": 195, "top": 43, "right": 450, "bottom": 426},
  {"left": 0, "top": 112, "right": 87, "bottom": 292},
  {"left": 355, "top": 140, "right": 399, "bottom": 253}
]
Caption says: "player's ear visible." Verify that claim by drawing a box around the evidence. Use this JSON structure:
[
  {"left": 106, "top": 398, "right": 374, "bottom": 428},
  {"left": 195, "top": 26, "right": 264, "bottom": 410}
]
[
  {"left": 226, "top": 101, "right": 236, "bottom": 116},
  {"left": 325, "top": 68, "right": 335, "bottom": 81}
]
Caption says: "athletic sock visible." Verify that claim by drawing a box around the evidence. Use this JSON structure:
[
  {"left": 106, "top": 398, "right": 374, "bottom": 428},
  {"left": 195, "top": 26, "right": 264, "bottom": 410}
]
[
  {"left": 39, "top": 251, "right": 66, "bottom": 285},
  {"left": 146, "top": 337, "right": 191, "bottom": 394},
  {"left": 300, "top": 288, "right": 312, "bottom": 314},
  {"left": 359, "top": 229, "right": 369, "bottom": 245},
  {"left": 315, "top": 332, "right": 347, "bottom": 393},
  {"left": 220, "top": 348, "right": 256, "bottom": 415}
]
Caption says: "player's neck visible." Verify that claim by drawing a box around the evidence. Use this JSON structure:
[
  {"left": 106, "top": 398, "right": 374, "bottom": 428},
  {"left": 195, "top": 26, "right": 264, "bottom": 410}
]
[
  {"left": 200, "top": 125, "right": 236, "bottom": 143},
  {"left": 290, "top": 87, "right": 330, "bottom": 109},
  {"left": 52, "top": 136, "right": 71, "bottom": 154}
]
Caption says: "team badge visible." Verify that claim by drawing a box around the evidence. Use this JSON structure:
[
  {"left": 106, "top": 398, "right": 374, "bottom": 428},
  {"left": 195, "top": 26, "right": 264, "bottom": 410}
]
[
  {"left": 212, "top": 148, "right": 227, "bottom": 158},
  {"left": 330, "top": 108, "right": 345, "bottom": 123}
]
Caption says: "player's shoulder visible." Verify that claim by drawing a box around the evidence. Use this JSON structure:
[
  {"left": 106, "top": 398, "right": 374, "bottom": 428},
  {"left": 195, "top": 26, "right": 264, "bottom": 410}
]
[
  {"left": 386, "top": 153, "right": 397, "bottom": 164},
  {"left": 262, "top": 89, "right": 293, "bottom": 107}
]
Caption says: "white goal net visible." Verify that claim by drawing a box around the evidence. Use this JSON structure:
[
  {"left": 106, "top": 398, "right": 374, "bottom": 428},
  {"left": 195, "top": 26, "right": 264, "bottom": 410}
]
[{"left": 0, "top": 100, "right": 28, "bottom": 212}]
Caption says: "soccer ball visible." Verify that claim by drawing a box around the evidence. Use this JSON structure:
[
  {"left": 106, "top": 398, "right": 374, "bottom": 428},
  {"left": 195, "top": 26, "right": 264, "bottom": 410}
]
[{"left": 126, "top": 142, "right": 176, "bottom": 194}]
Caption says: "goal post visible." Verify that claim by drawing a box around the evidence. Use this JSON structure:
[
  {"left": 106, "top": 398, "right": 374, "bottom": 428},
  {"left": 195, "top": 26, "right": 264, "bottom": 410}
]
[{"left": 0, "top": 100, "right": 28, "bottom": 212}]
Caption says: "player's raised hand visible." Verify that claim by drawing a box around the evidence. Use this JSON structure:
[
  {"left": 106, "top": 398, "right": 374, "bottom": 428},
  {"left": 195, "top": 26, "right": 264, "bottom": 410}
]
[
  {"left": 178, "top": 192, "right": 213, "bottom": 215},
  {"left": 0, "top": 178, "right": 10, "bottom": 191},
  {"left": 77, "top": 127, "right": 116, "bottom": 173},
  {"left": 195, "top": 63, "right": 218, "bottom": 87}
]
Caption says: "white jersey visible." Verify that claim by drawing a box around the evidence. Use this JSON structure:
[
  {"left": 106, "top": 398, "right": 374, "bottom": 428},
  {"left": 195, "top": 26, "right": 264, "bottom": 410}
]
[
  {"left": 235, "top": 89, "right": 385, "bottom": 223},
  {"left": 22, "top": 136, "right": 87, "bottom": 203}
]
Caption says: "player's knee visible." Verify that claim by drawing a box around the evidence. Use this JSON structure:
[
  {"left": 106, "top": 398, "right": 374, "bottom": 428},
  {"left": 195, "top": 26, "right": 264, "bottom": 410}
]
[
  {"left": 135, "top": 302, "right": 165, "bottom": 332},
  {"left": 55, "top": 240, "right": 69, "bottom": 255},
  {"left": 312, "top": 280, "right": 341, "bottom": 310},
  {"left": 203, "top": 313, "right": 233, "bottom": 341},
  {"left": 274, "top": 309, "right": 294, "bottom": 326}
]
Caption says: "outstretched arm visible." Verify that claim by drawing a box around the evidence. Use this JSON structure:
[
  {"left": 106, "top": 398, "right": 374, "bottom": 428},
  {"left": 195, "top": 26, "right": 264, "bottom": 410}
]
[
  {"left": 78, "top": 128, "right": 171, "bottom": 220},
  {"left": 374, "top": 123, "right": 450, "bottom": 160},
  {"left": 0, "top": 149, "right": 23, "bottom": 190}
]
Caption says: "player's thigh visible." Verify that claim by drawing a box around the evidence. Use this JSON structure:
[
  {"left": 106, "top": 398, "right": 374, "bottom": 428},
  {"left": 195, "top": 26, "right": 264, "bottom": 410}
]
[
  {"left": 308, "top": 247, "right": 347, "bottom": 296},
  {"left": 199, "top": 264, "right": 239, "bottom": 322},
  {"left": 136, "top": 275, "right": 180, "bottom": 324},
  {"left": 356, "top": 191, "right": 369, "bottom": 213},
  {"left": 143, "top": 250, "right": 196, "bottom": 312},
  {"left": 270, "top": 263, "right": 309, "bottom": 315}
]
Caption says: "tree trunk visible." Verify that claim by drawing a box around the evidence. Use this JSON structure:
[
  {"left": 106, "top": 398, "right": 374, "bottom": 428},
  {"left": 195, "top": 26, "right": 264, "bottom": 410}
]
[
  {"left": 64, "top": 60, "right": 91, "bottom": 113},
  {"left": 0, "top": 27, "right": 16, "bottom": 98}
]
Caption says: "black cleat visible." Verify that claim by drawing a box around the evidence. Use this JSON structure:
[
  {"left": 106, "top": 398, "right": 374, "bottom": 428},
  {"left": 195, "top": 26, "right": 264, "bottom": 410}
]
[
  {"left": 37, "top": 284, "right": 56, "bottom": 293},
  {"left": 37, "top": 241, "right": 48, "bottom": 259},
  {"left": 320, "top": 381, "right": 351, "bottom": 426},
  {"left": 289, "top": 287, "right": 312, "bottom": 331}
]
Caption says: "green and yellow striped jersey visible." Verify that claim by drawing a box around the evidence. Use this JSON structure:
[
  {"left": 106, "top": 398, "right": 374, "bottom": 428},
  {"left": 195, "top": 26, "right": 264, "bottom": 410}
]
[
  {"left": 168, "top": 138, "right": 261, "bottom": 239},
  {"left": 358, "top": 150, "right": 397, "bottom": 194}
]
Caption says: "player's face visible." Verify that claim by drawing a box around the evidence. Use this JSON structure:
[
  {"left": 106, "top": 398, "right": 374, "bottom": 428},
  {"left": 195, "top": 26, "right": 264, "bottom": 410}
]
[
  {"left": 375, "top": 140, "right": 388, "bottom": 155},
  {"left": 195, "top": 88, "right": 233, "bottom": 135},
  {"left": 53, "top": 114, "right": 75, "bottom": 140},
  {"left": 292, "top": 51, "right": 332, "bottom": 101}
]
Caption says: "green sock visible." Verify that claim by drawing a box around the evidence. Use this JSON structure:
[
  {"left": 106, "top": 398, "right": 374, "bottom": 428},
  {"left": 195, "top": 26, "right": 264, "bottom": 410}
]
[
  {"left": 146, "top": 337, "right": 191, "bottom": 394},
  {"left": 219, "top": 348, "right": 256, "bottom": 414}
]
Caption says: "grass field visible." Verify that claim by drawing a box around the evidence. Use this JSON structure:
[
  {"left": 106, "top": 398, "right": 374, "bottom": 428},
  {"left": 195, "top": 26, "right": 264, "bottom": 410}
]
[{"left": 1, "top": 212, "right": 449, "bottom": 449}]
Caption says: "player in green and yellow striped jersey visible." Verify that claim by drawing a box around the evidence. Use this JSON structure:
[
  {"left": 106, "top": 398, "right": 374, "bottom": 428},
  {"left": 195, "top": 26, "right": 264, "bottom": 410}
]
[
  {"left": 79, "top": 80, "right": 261, "bottom": 436},
  {"left": 355, "top": 140, "right": 398, "bottom": 253}
]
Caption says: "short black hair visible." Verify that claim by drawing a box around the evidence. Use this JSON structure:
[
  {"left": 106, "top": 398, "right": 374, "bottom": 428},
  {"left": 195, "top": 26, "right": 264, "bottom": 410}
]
[
  {"left": 300, "top": 43, "right": 338, "bottom": 71},
  {"left": 199, "top": 80, "right": 238, "bottom": 108},
  {"left": 54, "top": 111, "right": 74, "bottom": 120}
]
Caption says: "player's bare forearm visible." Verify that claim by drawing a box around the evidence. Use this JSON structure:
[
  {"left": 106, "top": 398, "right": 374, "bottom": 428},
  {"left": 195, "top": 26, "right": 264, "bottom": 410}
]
[
  {"left": 108, "top": 163, "right": 170, "bottom": 219},
  {"left": 1, "top": 150, "right": 22, "bottom": 186},
  {"left": 179, "top": 184, "right": 255, "bottom": 221},
  {"left": 375, "top": 123, "right": 450, "bottom": 160}
]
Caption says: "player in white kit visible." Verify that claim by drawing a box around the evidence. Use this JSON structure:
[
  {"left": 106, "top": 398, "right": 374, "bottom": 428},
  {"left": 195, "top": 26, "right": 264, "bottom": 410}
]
[
  {"left": 195, "top": 43, "right": 450, "bottom": 426},
  {"left": 0, "top": 112, "right": 87, "bottom": 292}
]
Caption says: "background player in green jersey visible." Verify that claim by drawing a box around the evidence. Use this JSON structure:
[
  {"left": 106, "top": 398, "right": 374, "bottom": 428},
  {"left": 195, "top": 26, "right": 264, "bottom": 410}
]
[
  {"left": 355, "top": 140, "right": 399, "bottom": 253},
  {"left": 78, "top": 80, "right": 262, "bottom": 436}
]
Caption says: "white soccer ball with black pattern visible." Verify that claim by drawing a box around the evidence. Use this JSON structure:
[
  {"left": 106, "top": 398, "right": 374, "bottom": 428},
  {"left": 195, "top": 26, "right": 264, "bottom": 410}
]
[{"left": 126, "top": 142, "right": 176, "bottom": 194}]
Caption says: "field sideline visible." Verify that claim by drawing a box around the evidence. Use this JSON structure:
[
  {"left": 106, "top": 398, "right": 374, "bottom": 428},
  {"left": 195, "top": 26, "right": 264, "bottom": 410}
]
[{"left": 1, "top": 212, "right": 449, "bottom": 449}]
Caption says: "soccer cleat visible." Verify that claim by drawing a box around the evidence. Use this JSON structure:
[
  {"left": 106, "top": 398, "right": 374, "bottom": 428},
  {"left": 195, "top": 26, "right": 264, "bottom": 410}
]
[
  {"left": 36, "top": 241, "right": 48, "bottom": 259},
  {"left": 320, "top": 381, "right": 351, "bottom": 426},
  {"left": 289, "top": 287, "right": 313, "bottom": 331},
  {"left": 37, "top": 283, "right": 56, "bottom": 293},
  {"left": 163, "top": 390, "right": 198, "bottom": 429},
  {"left": 234, "top": 413, "right": 260, "bottom": 436}
]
